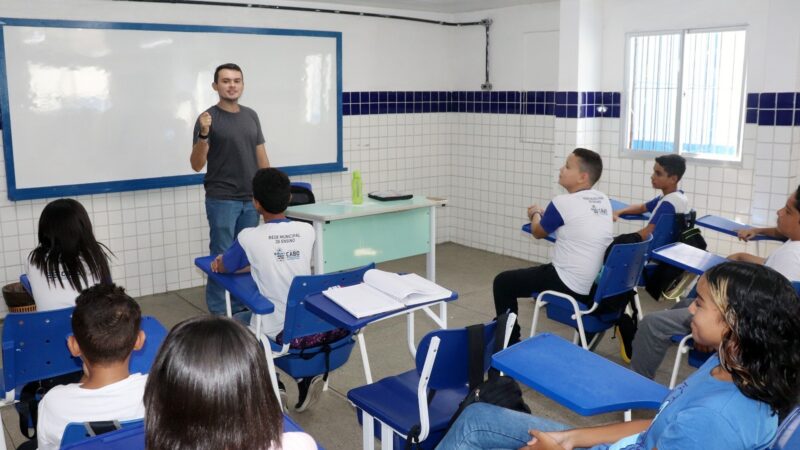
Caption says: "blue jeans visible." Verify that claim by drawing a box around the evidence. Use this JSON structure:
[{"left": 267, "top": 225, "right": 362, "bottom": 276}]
[
  {"left": 436, "top": 403, "right": 572, "bottom": 450},
  {"left": 205, "top": 197, "right": 259, "bottom": 316}
]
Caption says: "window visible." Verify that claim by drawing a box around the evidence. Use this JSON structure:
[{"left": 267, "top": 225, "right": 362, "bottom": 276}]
[{"left": 624, "top": 28, "right": 747, "bottom": 161}]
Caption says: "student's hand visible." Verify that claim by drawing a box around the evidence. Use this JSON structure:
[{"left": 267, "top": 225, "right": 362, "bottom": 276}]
[
  {"left": 736, "top": 229, "right": 757, "bottom": 241},
  {"left": 612, "top": 211, "right": 621, "bottom": 222},
  {"left": 527, "top": 205, "right": 543, "bottom": 221},
  {"left": 199, "top": 111, "right": 212, "bottom": 135},
  {"left": 210, "top": 255, "right": 226, "bottom": 273},
  {"left": 520, "top": 430, "right": 569, "bottom": 450}
]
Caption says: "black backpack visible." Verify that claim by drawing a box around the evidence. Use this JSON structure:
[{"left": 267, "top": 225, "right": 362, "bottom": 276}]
[
  {"left": 16, "top": 370, "right": 84, "bottom": 442},
  {"left": 644, "top": 212, "right": 707, "bottom": 300}
]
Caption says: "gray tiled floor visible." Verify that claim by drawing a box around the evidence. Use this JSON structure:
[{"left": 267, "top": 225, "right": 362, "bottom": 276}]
[{"left": 1, "top": 243, "right": 695, "bottom": 450}]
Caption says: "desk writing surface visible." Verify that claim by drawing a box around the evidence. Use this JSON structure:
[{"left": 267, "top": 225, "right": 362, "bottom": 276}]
[
  {"left": 492, "top": 333, "right": 668, "bottom": 415},
  {"left": 194, "top": 256, "right": 275, "bottom": 314},
  {"left": 304, "top": 291, "right": 458, "bottom": 330},
  {"left": 650, "top": 243, "right": 727, "bottom": 275},
  {"left": 286, "top": 196, "right": 446, "bottom": 222},
  {"left": 696, "top": 215, "right": 785, "bottom": 242}
]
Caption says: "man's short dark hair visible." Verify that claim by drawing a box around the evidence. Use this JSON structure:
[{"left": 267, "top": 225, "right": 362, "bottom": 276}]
[
  {"left": 72, "top": 284, "right": 141, "bottom": 365},
  {"left": 655, "top": 154, "right": 686, "bottom": 181},
  {"left": 214, "top": 63, "right": 243, "bottom": 83},
  {"left": 572, "top": 148, "right": 603, "bottom": 185},
  {"left": 252, "top": 168, "right": 291, "bottom": 214}
]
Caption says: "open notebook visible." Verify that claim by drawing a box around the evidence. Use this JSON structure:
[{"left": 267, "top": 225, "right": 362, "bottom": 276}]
[{"left": 322, "top": 269, "right": 452, "bottom": 318}]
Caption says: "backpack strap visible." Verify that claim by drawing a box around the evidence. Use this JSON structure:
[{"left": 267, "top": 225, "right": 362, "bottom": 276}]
[
  {"left": 487, "top": 313, "right": 511, "bottom": 379},
  {"left": 466, "top": 323, "right": 485, "bottom": 391}
]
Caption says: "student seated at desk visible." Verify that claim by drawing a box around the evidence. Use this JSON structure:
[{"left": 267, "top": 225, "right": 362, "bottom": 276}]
[
  {"left": 629, "top": 186, "right": 800, "bottom": 379},
  {"left": 211, "top": 167, "right": 345, "bottom": 412},
  {"left": 612, "top": 154, "right": 688, "bottom": 240},
  {"left": 144, "top": 316, "right": 316, "bottom": 450},
  {"left": 37, "top": 284, "right": 147, "bottom": 450},
  {"left": 494, "top": 148, "right": 613, "bottom": 344},
  {"left": 438, "top": 262, "right": 800, "bottom": 450},
  {"left": 26, "top": 198, "right": 112, "bottom": 311}
]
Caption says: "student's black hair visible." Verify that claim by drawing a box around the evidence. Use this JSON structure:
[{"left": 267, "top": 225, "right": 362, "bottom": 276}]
[
  {"left": 144, "top": 316, "right": 282, "bottom": 450},
  {"left": 572, "top": 148, "right": 603, "bottom": 185},
  {"left": 703, "top": 261, "right": 800, "bottom": 417},
  {"left": 28, "top": 198, "right": 112, "bottom": 292},
  {"left": 72, "top": 283, "right": 141, "bottom": 365},
  {"left": 252, "top": 168, "right": 291, "bottom": 214},
  {"left": 214, "top": 63, "right": 243, "bottom": 83},
  {"left": 654, "top": 154, "right": 687, "bottom": 181}
]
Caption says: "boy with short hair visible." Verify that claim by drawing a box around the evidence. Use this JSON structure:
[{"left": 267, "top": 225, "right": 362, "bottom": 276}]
[
  {"left": 613, "top": 154, "right": 688, "bottom": 240},
  {"left": 493, "top": 148, "right": 613, "bottom": 345},
  {"left": 211, "top": 168, "right": 336, "bottom": 412},
  {"left": 37, "top": 284, "right": 147, "bottom": 450}
]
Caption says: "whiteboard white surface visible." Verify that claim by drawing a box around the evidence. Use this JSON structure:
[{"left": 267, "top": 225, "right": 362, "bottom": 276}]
[{"left": 0, "top": 19, "right": 342, "bottom": 200}]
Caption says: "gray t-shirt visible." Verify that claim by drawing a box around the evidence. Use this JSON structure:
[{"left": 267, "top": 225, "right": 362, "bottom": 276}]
[{"left": 194, "top": 104, "right": 265, "bottom": 200}]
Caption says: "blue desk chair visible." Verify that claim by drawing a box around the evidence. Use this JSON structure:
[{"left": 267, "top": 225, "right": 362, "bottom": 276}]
[
  {"left": 19, "top": 274, "right": 32, "bottom": 296},
  {"left": 770, "top": 406, "right": 800, "bottom": 450},
  {"left": 530, "top": 237, "right": 651, "bottom": 349},
  {"left": 669, "top": 281, "right": 800, "bottom": 388},
  {"left": 347, "top": 315, "right": 515, "bottom": 450},
  {"left": 60, "top": 419, "right": 143, "bottom": 448},
  {"left": 258, "top": 264, "right": 371, "bottom": 408}
]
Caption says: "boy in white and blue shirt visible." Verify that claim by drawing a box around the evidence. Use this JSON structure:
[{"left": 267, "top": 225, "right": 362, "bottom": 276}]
[{"left": 493, "top": 148, "right": 613, "bottom": 344}]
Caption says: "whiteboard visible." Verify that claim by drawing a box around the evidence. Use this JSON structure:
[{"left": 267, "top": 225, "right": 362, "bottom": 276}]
[{"left": 0, "top": 19, "right": 343, "bottom": 200}]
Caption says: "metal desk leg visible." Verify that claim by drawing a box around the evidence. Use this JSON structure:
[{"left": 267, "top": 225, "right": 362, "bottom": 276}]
[
  {"left": 313, "top": 220, "right": 325, "bottom": 274},
  {"left": 362, "top": 411, "right": 375, "bottom": 450},
  {"left": 427, "top": 206, "right": 436, "bottom": 282},
  {"left": 381, "top": 422, "right": 394, "bottom": 450},
  {"left": 407, "top": 312, "right": 416, "bottom": 357},
  {"left": 357, "top": 331, "right": 374, "bottom": 384},
  {"left": 225, "top": 291, "right": 232, "bottom": 318},
  {"left": 259, "top": 335, "right": 283, "bottom": 411}
]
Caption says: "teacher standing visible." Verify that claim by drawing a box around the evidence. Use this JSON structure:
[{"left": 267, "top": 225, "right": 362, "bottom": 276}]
[{"left": 191, "top": 63, "right": 270, "bottom": 317}]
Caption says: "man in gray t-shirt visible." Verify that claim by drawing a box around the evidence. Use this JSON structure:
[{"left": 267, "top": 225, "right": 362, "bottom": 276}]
[{"left": 191, "top": 63, "right": 269, "bottom": 317}]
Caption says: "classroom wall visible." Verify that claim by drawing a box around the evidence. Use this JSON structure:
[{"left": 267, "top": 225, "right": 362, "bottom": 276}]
[{"left": 2, "top": 0, "right": 799, "bottom": 310}]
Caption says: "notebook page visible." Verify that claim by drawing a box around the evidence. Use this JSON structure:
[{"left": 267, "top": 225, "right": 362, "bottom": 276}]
[{"left": 322, "top": 283, "right": 404, "bottom": 318}]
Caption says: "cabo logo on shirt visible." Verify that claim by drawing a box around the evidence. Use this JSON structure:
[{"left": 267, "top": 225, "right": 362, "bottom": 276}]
[{"left": 274, "top": 248, "right": 301, "bottom": 262}]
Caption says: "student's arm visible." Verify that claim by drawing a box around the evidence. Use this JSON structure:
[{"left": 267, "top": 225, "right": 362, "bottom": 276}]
[
  {"left": 211, "top": 239, "right": 251, "bottom": 273},
  {"left": 522, "top": 420, "right": 652, "bottom": 450},
  {"left": 726, "top": 252, "right": 767, "bottom": 265},
  {"left": 613, "top": 203, "right": 648, "bottom": 221},
  {"left": 256, "top": 143, "right": 270, "bottom": 169},
  {"left": 737, "top": 226, "right": 785, "bottom": 241},
  {"left": 190, "top": 112, "right": 212, "bottom": 172},
  {"left": 530, "top": 202, "right": 562, "bottom": 240}
]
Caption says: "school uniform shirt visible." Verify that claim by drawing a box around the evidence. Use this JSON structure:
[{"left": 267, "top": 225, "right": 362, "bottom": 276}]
[
  {"left": 25, "top": 259, "right": 101, "bottom": 311},
  {"left": 220, "top": 219, "right": 315, "bottom": 338},
  {"left": 269, "top": 432, "right": 318, "bottom": 450},
  {"left": 36, "top": 373, "right": 147, "bottom": 450},
  {"left": 539, "top": 189, "right": 614, "bottom": 295},
  {"left": 645, "top": 190, "right": 689, "bottom": 226},
  {"left": 764, "top": 240, "right": 800, "bottom": 282}
]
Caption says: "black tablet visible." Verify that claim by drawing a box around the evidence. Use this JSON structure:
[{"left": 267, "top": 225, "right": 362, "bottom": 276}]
[{"left": 368, "top": 191, "right": 414, "bottom": 201}]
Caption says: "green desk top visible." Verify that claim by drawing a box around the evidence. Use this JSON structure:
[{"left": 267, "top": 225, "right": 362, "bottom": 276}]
[{"left": 286, "top": 196, "right": 447, "bottom": 222}]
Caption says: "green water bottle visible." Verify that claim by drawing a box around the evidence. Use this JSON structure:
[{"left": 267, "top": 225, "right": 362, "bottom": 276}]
[{"left": 351, "top": 170, "right": 363, "bottom": 204}]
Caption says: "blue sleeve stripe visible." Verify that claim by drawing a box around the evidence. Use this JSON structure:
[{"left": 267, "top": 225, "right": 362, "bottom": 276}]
[
  {"left": 644, "top": 196, "right": 660, "bottom": 213},
  {"left": 539, "top": 202, "right": 564, "bottom": 234}
]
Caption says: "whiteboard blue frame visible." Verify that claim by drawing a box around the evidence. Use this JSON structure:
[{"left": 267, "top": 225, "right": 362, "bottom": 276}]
[{"left": 0, "top": 18, "right": 344, "bottom": 201}]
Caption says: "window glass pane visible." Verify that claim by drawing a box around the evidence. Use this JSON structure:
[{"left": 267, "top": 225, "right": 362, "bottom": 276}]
[
  {"left": 680, "top": 30, "right": 746, "bottom": 159},
  {"left": 627, "top": 33, "right": 681, "bottom": 152}
]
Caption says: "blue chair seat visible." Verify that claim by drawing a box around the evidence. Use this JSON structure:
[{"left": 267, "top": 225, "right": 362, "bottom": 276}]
[{"left": 348, "top": 370, "right": 467, "bottom": 435}]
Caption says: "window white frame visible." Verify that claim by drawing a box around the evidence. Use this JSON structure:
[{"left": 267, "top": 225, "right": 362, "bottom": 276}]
[{"left": 621, "top": 26, "right": 748, "bottom": 164}]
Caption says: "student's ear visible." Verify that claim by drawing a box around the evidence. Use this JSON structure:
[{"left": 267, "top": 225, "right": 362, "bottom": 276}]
[
  {"left": 133, "top": 330, "right": 146, "bottom": 351},
  {"left": 67, "top": 335, "right": 82, "bottom": 358},
  {"left": 252, "top": 198, "right": 265, "bottom": 214}
]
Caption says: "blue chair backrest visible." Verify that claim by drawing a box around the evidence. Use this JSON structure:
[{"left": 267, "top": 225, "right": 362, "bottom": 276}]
[
  {"left": 648, "top": 213, "right": 681, "bottom": 254},
  {"left": 3, "top": 307, "right": 82, "bottom": 396},
  {"left": 281, "top": 263, "right": 374, "bottom": 342},
  {"left": 770, "top": 406, "right": 800, "bottom": 449},
  {"left": 594, "top": 237, "right": 652, "bottom": 303},
  {"left": 60, "top": 419, "right": 144, "bottom": 447},
  {"left": 19, "top": 274, "right": 32, "bottom": 295},
  {"left": 59, "top": 422, "right": 144, "bottom": 450},
  {"left": 289, "top": 182, "right": 315, "bottom": 206},
  {"left": 414, "top": 319, "right": 498, "bottom": 391},
  {"left": 129, "top": 316, "right": 167, "bottom": 375}
]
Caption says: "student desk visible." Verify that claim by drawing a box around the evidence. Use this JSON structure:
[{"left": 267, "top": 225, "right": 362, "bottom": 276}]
[
  {"left": 59, "top": 415, "right": 324, "bottom": 450},
  {"left": 520, "top": 198, "right": 650, "bottom": 242},
  {"left": 696, "top": 214, "right": 785, "bottom": 256},
  {"left": 649, "top": 242, "right": 727, "bottom": 275},
  {"left": 304, "top": 290, "right": 458, "bottom": 384},
  {"left": 194, "top": 256, "right": 275, "bottom": 326},
  {"left": 492, "top": 333, "right": 668, "bottom": 419}
]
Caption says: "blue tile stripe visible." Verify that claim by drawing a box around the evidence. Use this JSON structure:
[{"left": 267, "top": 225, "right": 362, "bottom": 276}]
[
  {"left": 745, "top": 92, "right": 800, "bottom": 126},
  {"left": 342, "top": 91, "right": 621, "bottom": 118}
]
